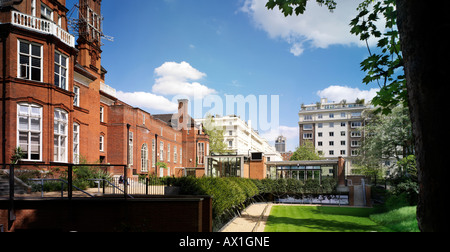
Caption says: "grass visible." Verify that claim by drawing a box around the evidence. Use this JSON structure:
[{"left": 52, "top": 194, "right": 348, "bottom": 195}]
[
  {"left": 369, "top": 206, "right": 419, "bottom": 232},
  {"left": 265, "top": 205, "right": 394, "bottom": 232}
]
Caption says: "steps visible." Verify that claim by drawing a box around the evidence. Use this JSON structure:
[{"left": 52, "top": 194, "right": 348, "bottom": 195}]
[{"left": 0, "top": 175, "right": 30, "bottom": 196}]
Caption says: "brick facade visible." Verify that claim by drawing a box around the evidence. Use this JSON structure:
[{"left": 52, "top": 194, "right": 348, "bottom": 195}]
[{"left": 0, "top": 0, "right": 208, "bottom": 178}]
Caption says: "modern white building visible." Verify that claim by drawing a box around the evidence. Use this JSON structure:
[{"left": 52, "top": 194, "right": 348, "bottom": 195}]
[
  {"left": 298, "top": 98, "right": 372, "bottom": 174},
  {"left": 196, "top": 115, "right": 283, "bottom": 161}
]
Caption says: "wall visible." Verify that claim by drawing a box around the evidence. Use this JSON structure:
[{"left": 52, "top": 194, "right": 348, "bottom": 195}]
[{"left": 0, "top": 196, "right": 213, "bottom": 232}]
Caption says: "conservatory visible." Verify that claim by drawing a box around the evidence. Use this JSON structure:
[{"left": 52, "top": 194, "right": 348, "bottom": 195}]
[{"left": 266, "top": 159, "right": 342, "bottom": 183}]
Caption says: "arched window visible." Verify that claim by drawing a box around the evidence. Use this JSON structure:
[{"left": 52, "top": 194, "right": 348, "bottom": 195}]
[
  {"left": 17, "top": 103, "right": 42, "bottom": 161},
  {"left": 141, "top": 144, "right": 148, "bottom": 172}
]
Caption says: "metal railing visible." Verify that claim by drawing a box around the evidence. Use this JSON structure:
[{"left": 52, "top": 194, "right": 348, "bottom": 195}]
[{"left": 1, "top": 163, "right": 131, "bottom": 200}]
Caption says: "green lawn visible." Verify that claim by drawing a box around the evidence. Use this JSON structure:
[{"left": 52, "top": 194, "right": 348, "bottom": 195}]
[{"left": 265, "top": 206, "right": 393, "bottom": 232}]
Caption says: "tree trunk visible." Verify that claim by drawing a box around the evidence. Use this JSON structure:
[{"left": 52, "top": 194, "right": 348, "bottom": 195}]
[{"left": 396, "top": 0, "right": 450, "bottom": 232}]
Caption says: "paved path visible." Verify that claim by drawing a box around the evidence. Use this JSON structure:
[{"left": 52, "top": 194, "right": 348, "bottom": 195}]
[{"left": 221, "top": 203, "right": 272, "bottom": 233}]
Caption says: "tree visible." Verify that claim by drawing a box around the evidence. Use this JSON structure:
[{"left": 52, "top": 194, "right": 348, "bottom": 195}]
[
  {"left": 266, "top": 0, "right": 449, "bottom": 231},
  {"left": 202, "top": 114, "right": 231, "bottom": 155},
  {"left": 290, "top": 141, "right": 322, "bottom": 161}
]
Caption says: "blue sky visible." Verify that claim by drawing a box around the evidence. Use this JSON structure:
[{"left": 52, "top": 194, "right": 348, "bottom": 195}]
[{"left": 66, "top": 0, "right": 381, "bottom": 152}]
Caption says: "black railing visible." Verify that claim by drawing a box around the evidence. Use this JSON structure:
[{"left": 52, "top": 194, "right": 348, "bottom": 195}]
[{"left": 1, "top": 163, "right": 131, "bottom": 200}]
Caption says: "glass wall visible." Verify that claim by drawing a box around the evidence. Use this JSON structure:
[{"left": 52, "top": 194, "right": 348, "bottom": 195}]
[
  {"left": 207, "top": 156, "right": 243, "bottom": 178},
  {"left": 268, "top": 164, "right": 337, "bottom": 182}
]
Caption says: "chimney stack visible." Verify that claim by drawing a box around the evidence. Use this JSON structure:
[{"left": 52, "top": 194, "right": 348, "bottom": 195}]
[{"left": 177, "top": 99, "right": 189, "bottom": 130}]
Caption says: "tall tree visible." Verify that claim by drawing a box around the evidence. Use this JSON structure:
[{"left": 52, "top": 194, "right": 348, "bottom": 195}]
[
  {"left": 266, "top": 0, "right": 448, "bottom": 231},
  {"left": 202, "top": 114, "right": 231, "bottom": 155}
]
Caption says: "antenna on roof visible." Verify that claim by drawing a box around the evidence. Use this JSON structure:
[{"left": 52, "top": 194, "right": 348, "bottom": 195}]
[{"left": 67, "top": 0, "right": 114, "bottom": 45}]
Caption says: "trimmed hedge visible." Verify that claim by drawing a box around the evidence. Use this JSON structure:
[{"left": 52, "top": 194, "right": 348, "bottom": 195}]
[{"left": 168, "top": 177, "right": 338, "bottom": 221}]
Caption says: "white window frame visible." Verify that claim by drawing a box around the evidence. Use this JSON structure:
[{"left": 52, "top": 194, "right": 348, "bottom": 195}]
[
  {"left": 54, "top": 109, "right": 68, "bottom": 163},
  {"left": 174, "top": 146, "right": 177, "bottom": 163},
  {"left": 152, "top": 139, "right": 156, "bottom": 168},
  {"left": 40, "top": 3, "right": 53, "bottom": 21},
  {"left": 18, "top": 40, "right": 42, "bottom": 82},
  {"left": 100, "top": 106, "right": 104, "bottom": 122},
  {"left": 54, "top": 51, "right": 69, "bottom": 90},
  {"left": 128, "top": 132, "right": 133, "bottom": 165},
  {"left": 73, "top": 123, "right": 80, "bottom": 164},
  {"left": 73, "top": 86, "right": 80, "bottom": 107},
  {"left": 160, "top": 141, "right": 164, "bottom": 161},
  {"left": 17, "top": 103, "right": 42, "bottom": 161},
  {"left": 99, "top": 135, "right": 104, "bottom": 152},
  {"left": 180, "top": 147, "right": 182, "bottom": 165},
  {"left": 167, "top": 143, "right": 171, "bottom": 162},
  {"left": 141, "top": 144, "right": 148, "bottom": 172},
  {"left": 31, "top": 0, "right": 36, "bottom": 16},
  {"left": 197, "top": 142, "right": 205, "bottom": 165}
]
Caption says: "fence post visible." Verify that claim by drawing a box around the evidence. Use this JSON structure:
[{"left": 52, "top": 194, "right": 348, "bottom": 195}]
[
  {"left": 123, "top": 165, "right": 128, "bottom": 199},
  {"left": 146, "top": 177, "right": 149, "bottom": 195},
  {"left": 9, "top": 164, "right": 14, "bottom": 201},
  {"left": 68, "top": 164, "right": 73, "bottom": 200}
]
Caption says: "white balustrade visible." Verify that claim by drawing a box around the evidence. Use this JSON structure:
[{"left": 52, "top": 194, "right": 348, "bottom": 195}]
[{"left": 11, "top": 11, "right": 75, "bottom": 48}]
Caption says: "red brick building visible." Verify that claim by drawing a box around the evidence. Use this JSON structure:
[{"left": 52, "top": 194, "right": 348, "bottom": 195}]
[{"left": 0, "top": 0, "right": 209, "bottom": 178}]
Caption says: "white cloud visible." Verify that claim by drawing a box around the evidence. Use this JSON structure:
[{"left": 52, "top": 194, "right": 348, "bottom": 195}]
[
  {"left": 241, "top": 0, "right": 377, "bottom": 56},
  {"left": 316, "top": 85, "right": 379, "bottom": 103},
  {"left": 152, "top": 61, "right": 217, "bottom": 98},
  {"left": 116, "top": 91, "right": 178, "bottom": 112}
]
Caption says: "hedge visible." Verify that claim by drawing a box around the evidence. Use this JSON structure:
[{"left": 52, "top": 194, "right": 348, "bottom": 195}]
[{"left": 169, "top": 177, "right": 338, "bottom": 221}]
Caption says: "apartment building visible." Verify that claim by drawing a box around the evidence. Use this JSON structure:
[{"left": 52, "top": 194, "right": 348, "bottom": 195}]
[
  {"left": 196, "top": 115, "right": 282, "bottom": 161},
  {"left": 299, "top": 98, "right": 371, "bottom": 174},
  {"left": 0, "top": 0, "right": 208, "bottom": 178}
]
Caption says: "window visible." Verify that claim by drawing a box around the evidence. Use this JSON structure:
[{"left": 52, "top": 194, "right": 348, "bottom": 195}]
[
  {"left": 329, "top": 122, "right": 334, "bottom": 128},
  {"left": 100, "top": 106, "right": 104, "bottom": 122},
  {"left": 128, "top": 132, "right": 133, "bottom": 165},
  {"left": 174, "top": 146, "right": 177, "bottom": 163},
  {"left": 198, "top": 142, "right": 205, "bottom": 164},
  {"left": 318, "top": 114, "right": 323, "bottom": 119},
  {"left": 351, "top": 131, "right": 362, "bottom": 137},
  {"left": 318, "top": 123, "right": 323, "bottom": 128},
  {"left": 329, "top": 141, "right": 334, "bottom": 146},
  {"left": 318, "top": 142, "right": 323, "bottom": 146},
  {"left": 341, "top": 141, "right": 346, "bottom": 146},
  {"left": 318, "top": 132, "right": 323, "bottom": 137},
  {"left": 167, "top": 143, "right": 171, "bottom": 162},
  {"left": 152, "top": 139, "right": 156, "bottom": 168},
  {"left": 228, "top": 140, "right": 233, "bottom": 148},
  {"left": 54, "top": 52, "right": 68, "bottom": 90},
  {"left": 351, "top": 141, "right": 360, "bottom": 147},
  {"left": 54, "top": 109, "right": 68, "bottom": 162},
  {"left": 329, "top": 150, "right": 334, "bottom": 156},
  {"left": 41, "top": 3, "right": 53, "bottom": 20},
  {"left": 341, "top": 113, "right": 346, "bottom": 118},
  {"left": 31, "top": 0, "right": 36, "bottom": 16},
  {"left": 351, "top": 121, "right": 362, "bottom": 128},
  {"left": 304, "top": 115, "right": 312, "bottom": 121},
  {"left": 351, "top": 150, "right": 359, "bottom": 156},
  {"left": 341, "top": 131, "right": 346, "bottom": 136},
  {"left": 18, "top": 40, "right": 42, "bottom": 82},
  {"left": 303, "top": 133, "right": 313, "bottom": 139},
  {"left": 341, "top": 122, "right": 346, "bottom": 127},
  {"left": 99, "top": 135, "right": 104, "bottom": 152},
  {"left": 73, "top": 123, "right": 80, "bottom": 164},
  {"left": 180, "top": 147, "right": 182, "bottom": 164},
  {"left": 141, "top": 144, "right": 148, "bottom": 172},
  {"left": 329, "top": 113, "right": 334, "bottom": 118},
  {"left": 229, "top": 130, "right": 233, "bottom": 136},
  {"left": 340, "top": 150, "right": 346, "bottom": 155},
  {"left": 329, "top": 132, "right": 334, "bottom": 137},
  {"left": 304, "top": 124, "right": 313, "bottom": 130},
  {"left": 74, "top": 86, "right": 80, "bottom": 107},
  {"left": 17, "top": 103, "right": 42, "bottom": 161},
  {"left": 160, "top": 141, "right": 164, "bottom": 161}
]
